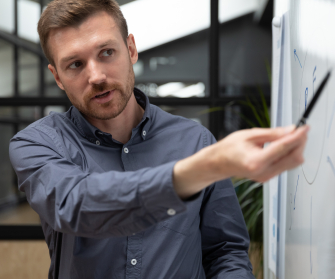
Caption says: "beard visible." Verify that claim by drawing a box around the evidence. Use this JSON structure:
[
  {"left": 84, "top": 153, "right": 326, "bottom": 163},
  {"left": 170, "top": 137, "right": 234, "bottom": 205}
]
[{"left": 65, "top": 62, "right": 135, "bottom": 121}]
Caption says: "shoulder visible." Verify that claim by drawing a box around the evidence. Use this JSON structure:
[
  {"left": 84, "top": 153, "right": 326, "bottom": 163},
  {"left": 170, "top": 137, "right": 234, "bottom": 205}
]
[
  {"left": 14, "top": 112, "right": 66, "bottom": 137},
  {"left": 12, "top": 111, "right": 69, "bottom": 141},
  {"left": 149, "top": 104, "right": 216, "bottom": 147}
]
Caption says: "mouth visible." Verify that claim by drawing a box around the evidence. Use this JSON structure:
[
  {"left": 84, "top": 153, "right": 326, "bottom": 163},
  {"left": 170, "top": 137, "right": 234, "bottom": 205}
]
[
  {"left": 91, "top": 90, "right": 115, "bottom": 104},
  {"left": 94, "top": 91, "right": 111, "bottom": 98}
]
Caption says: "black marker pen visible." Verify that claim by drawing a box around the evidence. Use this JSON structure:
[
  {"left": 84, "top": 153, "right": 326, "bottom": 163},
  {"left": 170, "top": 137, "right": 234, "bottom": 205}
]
[{"left": 296, "top": 70, "right": 331, "bottom": 129}]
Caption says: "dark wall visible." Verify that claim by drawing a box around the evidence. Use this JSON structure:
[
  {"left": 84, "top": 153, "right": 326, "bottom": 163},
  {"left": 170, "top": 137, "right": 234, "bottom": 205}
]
[
  {"left": 135, "top": 30, "right": 208, "bottom": 85},
  {"left": 219, "top": 14, "right": 272, "bottom": 87},
  {"left": 134, "top": 14, "right": 272, "bottom": 93}
]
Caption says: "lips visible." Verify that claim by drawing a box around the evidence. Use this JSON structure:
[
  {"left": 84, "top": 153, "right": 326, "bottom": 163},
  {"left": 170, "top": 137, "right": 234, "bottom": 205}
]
[
  {"left": 95, "top": 91, "right": 110, "bottom": 98},
  {"left": 91, "top": 90, "right": 115, "bottom": 104}
]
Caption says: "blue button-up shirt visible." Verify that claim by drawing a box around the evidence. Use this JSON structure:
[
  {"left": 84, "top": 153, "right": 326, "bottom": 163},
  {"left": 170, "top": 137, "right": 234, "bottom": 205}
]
[{"left": 9, "top": 89, "right": 254, "bottom": 279}]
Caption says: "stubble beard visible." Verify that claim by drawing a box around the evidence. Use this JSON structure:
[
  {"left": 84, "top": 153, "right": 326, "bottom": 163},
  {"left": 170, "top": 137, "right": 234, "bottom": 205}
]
[{"left": 66, "top": 63, "right": 135, "bottom": 121}]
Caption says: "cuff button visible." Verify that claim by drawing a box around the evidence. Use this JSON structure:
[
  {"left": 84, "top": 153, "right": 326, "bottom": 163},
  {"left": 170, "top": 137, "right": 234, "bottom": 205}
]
[{"left": 167, "top": 208, "right": 176, "bottom": 216}]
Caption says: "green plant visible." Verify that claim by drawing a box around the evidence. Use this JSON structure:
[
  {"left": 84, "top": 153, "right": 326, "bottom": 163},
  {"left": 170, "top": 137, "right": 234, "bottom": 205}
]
[
  {"left": 233, "top": 178, "right": 263, "bottom": 241},
  {"left": 233, "top": 87, "right": 270, "bottom": 244},
  {"left": 233, "top": 87, "right": 270, "bottom": 279}
]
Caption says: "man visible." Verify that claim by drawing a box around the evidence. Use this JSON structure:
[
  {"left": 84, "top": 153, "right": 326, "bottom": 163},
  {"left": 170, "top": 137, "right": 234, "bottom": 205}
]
[{"left": 9, "top": 0, "right": 308, "bottom": 278}]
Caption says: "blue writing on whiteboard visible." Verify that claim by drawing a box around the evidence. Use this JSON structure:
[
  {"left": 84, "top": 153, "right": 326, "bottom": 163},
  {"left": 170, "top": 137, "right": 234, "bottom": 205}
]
[
  {"left": 294, "top": 49, "right": 302, "bottom": 68},
  {"left": 313, "top": 66, "right": 317, "bottom": 96},
  {"left": 272, "top": 242, "right": 276, "bottom": 262},
  {"left": 293, "top": 175, "right": 299, "bottom": 210},
  {"left": 327, "top": 156, "right": 335, "bottom": 176},
  {"left": 273, "top": 223, "right": 275, "bottom": 237},
  {"left": 305, "top": 88, "right": 309, "bottom": 111}
]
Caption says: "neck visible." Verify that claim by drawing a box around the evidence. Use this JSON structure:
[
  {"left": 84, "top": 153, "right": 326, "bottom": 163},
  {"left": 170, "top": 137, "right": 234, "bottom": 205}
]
[{"left": 84, "top": 93, "right": 145, "bottom": 144}]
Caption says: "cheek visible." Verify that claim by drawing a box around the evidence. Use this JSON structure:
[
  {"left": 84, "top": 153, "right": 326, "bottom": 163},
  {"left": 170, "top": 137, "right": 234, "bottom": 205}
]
[
  {"left": 108, "top": 66, "right": 125, "bottom": 80},
  {"left": 111, "top": 57, "right": 131, "bottom": 77},
  {"left": 62, "top": 75, "right": 85, "bottom": 93}
]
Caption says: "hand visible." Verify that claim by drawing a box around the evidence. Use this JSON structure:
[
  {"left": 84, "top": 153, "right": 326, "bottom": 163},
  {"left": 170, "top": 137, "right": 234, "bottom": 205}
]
[
  {"left": 173, "top": 125, "right": 309, "bottom": 199},
  {"left": 208, "top": 125, "right": 309, "bottom": 182}
]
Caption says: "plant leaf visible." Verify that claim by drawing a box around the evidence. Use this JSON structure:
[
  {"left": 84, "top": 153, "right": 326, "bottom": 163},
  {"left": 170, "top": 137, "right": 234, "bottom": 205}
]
[
  {"left": 240, "top": 198, "right": 254, "bottom": 210},
  {"left": 233, "top": 178, "right": 251, "bottom": 188},
  {"left": 245, "top": 95, "right": 266, "bottom": 127},
  {"left": 257, "top": 85, "right": 270, "bottom": 127},
  {"left": 238, "top": 182, "right": 262, "bottom": 202}
]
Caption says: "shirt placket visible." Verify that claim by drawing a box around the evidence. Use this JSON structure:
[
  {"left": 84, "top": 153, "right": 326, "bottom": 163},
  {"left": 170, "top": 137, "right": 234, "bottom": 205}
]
[
  {"left": 122, "top": 142, "right": 143, "bottom": 279},
  {"left": 126, "top": 232, "right": 144, "bottom": 279}
]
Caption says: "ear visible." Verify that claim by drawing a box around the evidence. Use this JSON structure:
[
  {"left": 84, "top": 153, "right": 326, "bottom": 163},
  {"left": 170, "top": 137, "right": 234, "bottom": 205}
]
[
  {"left": 127, "top": 34, "right": 138, "bottom": 65},
  {"left": 48, "top": 64, "right": 65, "bottom": 90}
]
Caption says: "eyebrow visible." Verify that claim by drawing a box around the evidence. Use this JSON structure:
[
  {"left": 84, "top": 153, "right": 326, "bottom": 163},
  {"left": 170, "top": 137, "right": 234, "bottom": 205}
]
[
  {"left": 60, "top": 55, "right": 78, "bottom": 64},
  {"left": 60, "top": 39, "right": 117, "bottom": 64},
  {"left": 97, "top": 39, "right": 116, "bottom": 49}
]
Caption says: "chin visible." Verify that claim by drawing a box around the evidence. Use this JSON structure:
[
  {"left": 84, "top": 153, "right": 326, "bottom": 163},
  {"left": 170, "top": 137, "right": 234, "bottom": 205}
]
[{"left": 86, "top": 105, "right": 126, "bottom": 120}]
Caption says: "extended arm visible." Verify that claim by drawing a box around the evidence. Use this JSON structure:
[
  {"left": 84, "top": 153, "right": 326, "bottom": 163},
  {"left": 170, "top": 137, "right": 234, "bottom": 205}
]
[{"left": 174, "top": 125, "right": 309, "bottom": 199}]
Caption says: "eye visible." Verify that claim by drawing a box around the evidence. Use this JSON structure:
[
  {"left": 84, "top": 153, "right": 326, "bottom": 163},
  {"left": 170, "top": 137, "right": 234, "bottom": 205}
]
[
  {"left": 69, "top": 61, "right": 82, "bottom": 69},
  {"left": 101, "top": 49, "right": 113, "bottom": 57}
]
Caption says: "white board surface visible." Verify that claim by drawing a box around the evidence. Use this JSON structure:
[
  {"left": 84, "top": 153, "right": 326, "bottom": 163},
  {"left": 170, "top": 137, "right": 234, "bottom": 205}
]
[{"left": 275, "top": 0, "right": 335, "bottom": 278}]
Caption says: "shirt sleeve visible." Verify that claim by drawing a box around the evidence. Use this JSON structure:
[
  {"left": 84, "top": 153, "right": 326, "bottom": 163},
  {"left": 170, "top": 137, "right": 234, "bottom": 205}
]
[
  {"left": 200, "top": 127, "right": 255, "bottom": 279},
  {"left": 9, "top": 125, "right": 186, "bottom": 238}
]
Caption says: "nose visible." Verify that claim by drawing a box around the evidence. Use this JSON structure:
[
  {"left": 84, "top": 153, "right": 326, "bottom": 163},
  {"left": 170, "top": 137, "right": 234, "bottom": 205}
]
[{"left": 87, "top": 60, "right": 107, "bottom": 85}]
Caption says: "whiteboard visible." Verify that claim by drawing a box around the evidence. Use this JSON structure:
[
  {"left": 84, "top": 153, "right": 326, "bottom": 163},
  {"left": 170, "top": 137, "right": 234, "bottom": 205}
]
[{"left": 279, "top": 1, "right": 335, "bottom": 278}]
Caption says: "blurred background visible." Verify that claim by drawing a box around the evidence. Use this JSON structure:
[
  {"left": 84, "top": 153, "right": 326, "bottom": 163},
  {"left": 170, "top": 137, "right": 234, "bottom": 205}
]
[{"left": 0, "top": 0, "right": 273, "bottom": 278}]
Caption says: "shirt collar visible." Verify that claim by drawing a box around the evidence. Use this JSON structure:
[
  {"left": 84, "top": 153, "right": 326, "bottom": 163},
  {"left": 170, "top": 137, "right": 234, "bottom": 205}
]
[{"left": 69, "top": 87, "right": 152, "bottom": 143}]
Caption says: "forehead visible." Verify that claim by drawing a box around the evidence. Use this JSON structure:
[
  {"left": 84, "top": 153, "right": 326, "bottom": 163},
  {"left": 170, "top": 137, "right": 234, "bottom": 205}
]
[{"left": 48, "top": 11, "right": 124, "bottom": 64}]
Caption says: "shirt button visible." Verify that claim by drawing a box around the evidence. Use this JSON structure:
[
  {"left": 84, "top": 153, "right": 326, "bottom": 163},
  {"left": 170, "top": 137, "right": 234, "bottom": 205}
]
[
  {"left": 167, "top": 208, "right": 176, "bottom": 216},
  {"left": 96, "top": 140, "right": 100, "bottom": 145},
  {"left": 124, "top": 147, "right": 129, "bottom": 153},
  {"left": 142, "top": 130, "right": 146, "bottom": 136},
  {"left": 131, "top": 259, "right": 137, "bottom": 265}
]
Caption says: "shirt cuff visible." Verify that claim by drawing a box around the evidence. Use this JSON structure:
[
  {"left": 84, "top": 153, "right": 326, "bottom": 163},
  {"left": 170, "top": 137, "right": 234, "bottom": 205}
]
[{"left": 138, "top": 161, "right": 187, "bottom": 223}]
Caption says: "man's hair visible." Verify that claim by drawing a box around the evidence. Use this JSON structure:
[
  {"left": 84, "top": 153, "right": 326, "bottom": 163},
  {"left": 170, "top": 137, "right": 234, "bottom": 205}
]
[{"left": 38, "top": 0, "right": 128, "bottom": 66}]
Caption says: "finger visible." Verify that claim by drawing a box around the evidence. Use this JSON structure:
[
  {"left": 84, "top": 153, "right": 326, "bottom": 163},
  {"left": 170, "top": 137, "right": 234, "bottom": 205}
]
[
  {"left": 260, "top": 125, "right": 309, "bottom": 165},
  {"left": 247, "top": 125, "right": 296, "bottom": 143},
  {"left": 255, "top": 140, "right": 306, "bottom": 182}
]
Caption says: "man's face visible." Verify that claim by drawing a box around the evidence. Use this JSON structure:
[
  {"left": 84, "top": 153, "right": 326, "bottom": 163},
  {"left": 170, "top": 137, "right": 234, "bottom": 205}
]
[{"left": 48, "top": 11, "right": 138, "bottom": 120}]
